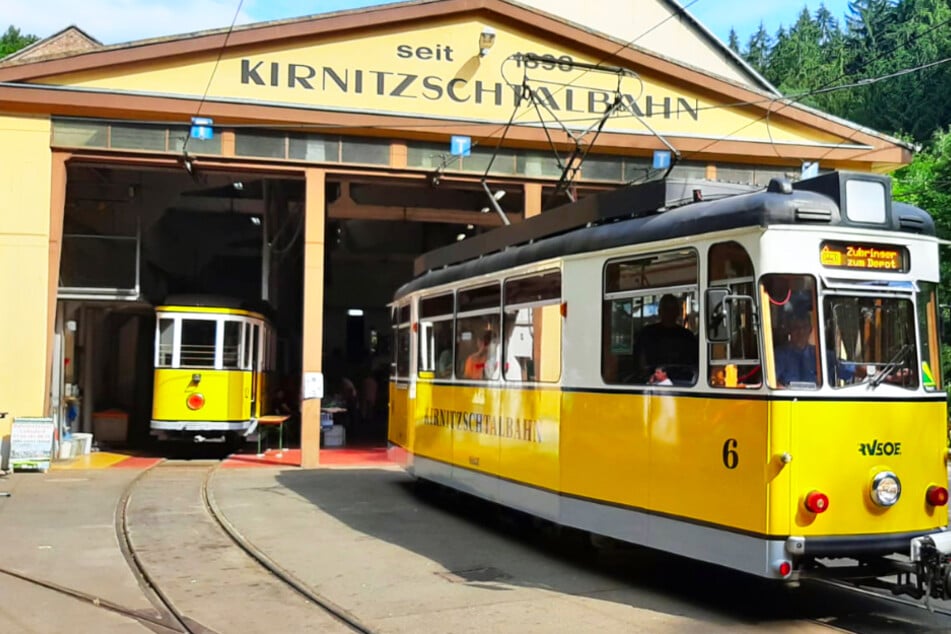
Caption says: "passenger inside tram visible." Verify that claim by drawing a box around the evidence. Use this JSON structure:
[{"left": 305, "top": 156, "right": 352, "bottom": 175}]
[
  {"left": 635, "top": 293, "right": 698, "bottom": 384},
  {"left": 463, "top": 330, "right": 494, "bottom": 379}
]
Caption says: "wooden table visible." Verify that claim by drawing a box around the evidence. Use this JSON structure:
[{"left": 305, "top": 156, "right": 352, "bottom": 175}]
[{"left": 256, "top": 415, "right": 290, "bottom": 454}]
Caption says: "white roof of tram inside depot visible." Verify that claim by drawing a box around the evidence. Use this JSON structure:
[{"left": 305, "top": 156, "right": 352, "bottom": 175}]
[{"left": 394, "top": 184, "right": 937, "bottom": 301}]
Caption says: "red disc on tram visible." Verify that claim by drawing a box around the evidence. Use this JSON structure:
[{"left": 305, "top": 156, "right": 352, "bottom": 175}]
[{"left": 186, "top": 393, "right": 205, "bottom": 411}]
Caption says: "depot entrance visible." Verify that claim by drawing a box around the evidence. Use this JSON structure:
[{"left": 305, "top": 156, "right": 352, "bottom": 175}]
[{"left": 51, "top": 158, "right": 536, "bottom": 457}]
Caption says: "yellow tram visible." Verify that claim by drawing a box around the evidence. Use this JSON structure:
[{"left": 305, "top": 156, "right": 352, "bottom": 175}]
[
  {"left": 388, "top": 172, "right": 951, "bottom": 600},
  {"left": 151, "top": 296, "right": 274, "bottom": 443}
]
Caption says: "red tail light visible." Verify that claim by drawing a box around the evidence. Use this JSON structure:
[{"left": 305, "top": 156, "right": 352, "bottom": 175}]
[
  {"left": 778, "top": 561, "right": 792, "bottom": 577},
  {"left": 186, "top": 393, "right": 205, "bottom": 411},
  {"left": 927, "top": 486, "right": 949, "bottom": 507},
  {"left": 804, "top": 491, "right": 829, "bottom": 514}
]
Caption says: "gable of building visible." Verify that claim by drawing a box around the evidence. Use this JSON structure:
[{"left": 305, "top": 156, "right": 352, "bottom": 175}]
[
  {"left": 513, "top": 0, "right": 777, "bottom": 93},
  {"left": 0, "top": 0, "right": 911, "bottom": 171},
  {"left": 0, "top": 25, "right": 101, "bottom": 66}
]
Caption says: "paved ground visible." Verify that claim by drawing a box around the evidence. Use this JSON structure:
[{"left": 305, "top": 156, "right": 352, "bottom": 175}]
[{"left": 1, "top": 458, "right": 951, "bottom": 633}]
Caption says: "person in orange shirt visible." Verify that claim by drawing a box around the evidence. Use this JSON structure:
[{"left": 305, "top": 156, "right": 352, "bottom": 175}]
[{"left": 464, "top": 331, "right": 493, "bottom": 379}]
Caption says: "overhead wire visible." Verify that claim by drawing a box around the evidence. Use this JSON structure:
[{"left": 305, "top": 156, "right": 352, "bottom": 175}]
[{"left": 181, "top": 0, "right": 246, "bottom": 157}]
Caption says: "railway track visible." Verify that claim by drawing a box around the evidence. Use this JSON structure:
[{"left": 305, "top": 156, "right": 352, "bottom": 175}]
[
  {"left": 0, "top": 460, "right": 376, "bottom": 634},
  {"left": 3, "top": 461, "right": 951, "bottom": 633},
  {"left": 806, "top": 577, "right": 951, "bottom": 628}
]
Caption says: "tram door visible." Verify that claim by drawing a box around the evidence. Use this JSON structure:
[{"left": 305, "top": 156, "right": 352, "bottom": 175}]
[{"left": 247, "top": 323, "right": 260, "bottom": 418}]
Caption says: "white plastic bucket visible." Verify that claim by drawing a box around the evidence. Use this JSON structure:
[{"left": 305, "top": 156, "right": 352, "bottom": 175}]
[{"left": 71, "top": 433, "right": 93, "bottom": 455}]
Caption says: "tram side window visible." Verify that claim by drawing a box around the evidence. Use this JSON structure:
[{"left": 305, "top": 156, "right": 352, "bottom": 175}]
[
  {"left": 396, "top": 326, "right": 410, "bottom": 377},
  {"left": 503, "top": 271, "right": 562, "bottom": 382},
  {"left": 180, "top": 319, "right": 216, "bottom": 367},
  {"left": 157, "top": 318, "right": 175, "bottom": 367},
  {"left": 762, "top": 275, "right": 821, "bottom": 389},
  {"left": 418, "top": 294, "right": 454, "bottom": 379},
  {"left": 243, "top": 322, "right": 253, "bottom": 370},
  {"left": 602, "top": 251, "right": 699, "bottom": 386},
  {"left": 250, "top": 324, "right": 261, "bottom": 371},
  {"left": 455, "top": 284, "right": 501, "bottom": 380},
  {"left": 918, "top": 282, "right": 943, "bottom": 391},
  {"left": 392, "top": 303, "right": 412, "bottom": 378},
  {"left": 708, "top": 242, "right": 761, "bottom": 388},
  {"left": 222, "top": 321, "right": 242, "bottom": 369}
]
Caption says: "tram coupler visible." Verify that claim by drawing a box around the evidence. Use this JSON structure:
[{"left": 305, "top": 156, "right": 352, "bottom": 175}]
[{"left": 909, "top": 532, "right": 951, "bottom": 604}]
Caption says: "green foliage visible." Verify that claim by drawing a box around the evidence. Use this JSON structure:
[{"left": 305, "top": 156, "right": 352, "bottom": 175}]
[
  {"left": 728, "top": 28, "right": 740, "bottom": 53},
  {"left": 735, "top": 0, "right": 951, "bottom": 142},
  {"left": 0, "top": 25, "right": 38, "bottom": 57},
  {"left": 892, "top": 128, "right": 951, "bottom": 392},
  {"left": 730, "top": 1, "right": 951, "bottom": 391}
]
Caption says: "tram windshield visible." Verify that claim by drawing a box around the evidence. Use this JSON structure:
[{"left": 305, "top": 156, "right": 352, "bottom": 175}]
[
  {"left": 823, "top": 295, "right": 918, "bottom": 390},
  {"left": 763, "top": 274, "right": 921, "bottom": 390}
]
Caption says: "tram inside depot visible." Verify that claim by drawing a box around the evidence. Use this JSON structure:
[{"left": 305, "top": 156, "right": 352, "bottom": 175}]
[{"left": 55, "top": 162, "right": 529, "bottom": 453}]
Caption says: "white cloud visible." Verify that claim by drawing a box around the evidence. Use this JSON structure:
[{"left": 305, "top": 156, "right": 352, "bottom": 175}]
[{"left": 3, "top": 0, "right": 255, "bottom": 45}]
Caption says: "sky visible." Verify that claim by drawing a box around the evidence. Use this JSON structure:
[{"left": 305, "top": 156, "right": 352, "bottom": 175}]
[{"left": 5, "top": 0, "right": 853, "bottom": 48}]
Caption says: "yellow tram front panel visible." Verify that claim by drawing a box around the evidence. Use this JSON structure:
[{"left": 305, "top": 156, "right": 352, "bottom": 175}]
[
  {"left": 153, "top": 368, "right": 251, "bottom": 422},
  {"left": 779, "top": 398, "right": 948, "bottom": 536}
]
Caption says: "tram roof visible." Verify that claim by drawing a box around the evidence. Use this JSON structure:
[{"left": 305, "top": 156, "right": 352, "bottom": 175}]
[
  {"left": 156, "top": 294, "right": 273, "bottom": 321},
  {"left": 396, "top": 171, "right": 935, "bottom": 300}
]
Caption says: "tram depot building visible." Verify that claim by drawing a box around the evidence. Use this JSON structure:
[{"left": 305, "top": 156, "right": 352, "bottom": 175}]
[{"left": 0, "top": 0, "right": 914, "bottom": 466}]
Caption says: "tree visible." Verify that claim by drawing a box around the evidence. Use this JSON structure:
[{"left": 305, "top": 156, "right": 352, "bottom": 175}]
[
  {"left": 846, "top": 0, "right": 898, "bottom": 46},
  {"left": 892, "top": 127, "right": 951, "bottom": 385},
  {"left": 0, "top": 26, "right": 38, "bottom": 57},
  {"left": 744, "top": 23, "right": 772, "bottom": 74},
  {"left": 728, "top": 28, "right": 740, "bottom": 53}
]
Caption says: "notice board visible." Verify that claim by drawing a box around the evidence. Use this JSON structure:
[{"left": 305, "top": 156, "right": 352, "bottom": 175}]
[{"left": 10, "top": 417, "right": 55, "bottom": 472}]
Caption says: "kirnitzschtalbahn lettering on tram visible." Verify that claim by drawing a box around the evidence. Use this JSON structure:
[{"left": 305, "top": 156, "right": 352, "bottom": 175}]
[{"left": 422, "top": 407, "right": 543, "bottom": 443}]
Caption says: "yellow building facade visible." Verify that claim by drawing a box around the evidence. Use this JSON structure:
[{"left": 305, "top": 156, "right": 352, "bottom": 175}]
[{"left": 0, "top": 0, "right": 913, "bottom": 466}]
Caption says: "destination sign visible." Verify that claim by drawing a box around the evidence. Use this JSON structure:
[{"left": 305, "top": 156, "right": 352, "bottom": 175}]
[{"left": 820, "top": 241, "right": 907, "bottom": 272}]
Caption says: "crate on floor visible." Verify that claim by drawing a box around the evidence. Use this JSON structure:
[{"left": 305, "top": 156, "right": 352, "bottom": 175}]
[
  {"left": 322, "top": 424, "right": 346, "bottom": 447},
  {"left": 92, "top": 410, "right": 128, "bottom": 444}
]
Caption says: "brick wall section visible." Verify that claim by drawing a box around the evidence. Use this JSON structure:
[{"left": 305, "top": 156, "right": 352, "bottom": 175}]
[{"left": 1, "top": 28, "right": 101, "bottom": 66}]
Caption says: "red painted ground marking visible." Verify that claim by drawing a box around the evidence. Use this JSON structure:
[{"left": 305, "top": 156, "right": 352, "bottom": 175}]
[
  {"left": 319, "top": 447, "right": 391, "bottom": 466},
  {"left": 221, "top": 446, "right": 392, "bottom": 468},
  {"left": 222, "top": 449, "right": 301, "bottom": 468}
]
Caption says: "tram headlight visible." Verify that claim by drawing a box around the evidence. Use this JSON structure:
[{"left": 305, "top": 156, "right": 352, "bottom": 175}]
[{"left": 870, "top": 471, "right": 901, "bottom": 507}]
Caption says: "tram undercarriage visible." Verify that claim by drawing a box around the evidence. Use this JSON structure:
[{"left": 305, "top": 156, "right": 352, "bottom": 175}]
[{"left": 800, "top": 532, "right": 951, "bottom": 603}]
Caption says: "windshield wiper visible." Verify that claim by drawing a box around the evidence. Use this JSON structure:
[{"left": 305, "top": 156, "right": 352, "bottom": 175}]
[{"left": 867, "top": 343, "right": 914, "bottom": 388}]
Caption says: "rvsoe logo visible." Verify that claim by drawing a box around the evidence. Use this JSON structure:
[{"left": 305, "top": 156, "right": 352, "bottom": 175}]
[{"left": 858, "top": 440, "right": 901, "bottom": 456}]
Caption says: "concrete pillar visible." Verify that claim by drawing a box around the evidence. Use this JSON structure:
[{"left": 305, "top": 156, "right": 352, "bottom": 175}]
[
  {"left": 44, "top": 152, "right": 68, "bottom": 415},
  {"left": 301, "top": 168, "right": 326, "bottom": 468}
]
